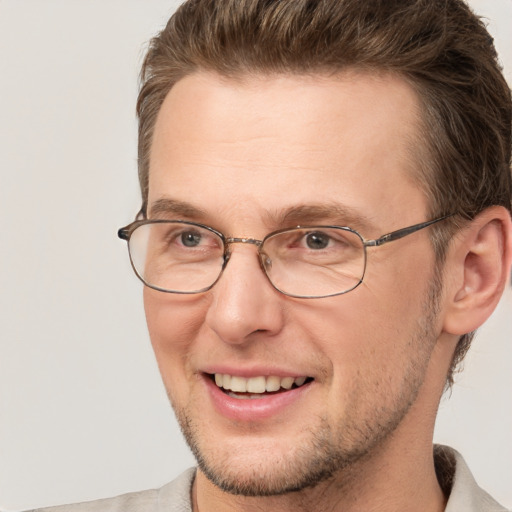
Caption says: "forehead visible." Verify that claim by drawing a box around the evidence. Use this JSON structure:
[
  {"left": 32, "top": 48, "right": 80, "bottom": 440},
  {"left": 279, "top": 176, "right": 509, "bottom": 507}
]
[{"left": 148, "top": 71, "right": 427, "bottom": 231}]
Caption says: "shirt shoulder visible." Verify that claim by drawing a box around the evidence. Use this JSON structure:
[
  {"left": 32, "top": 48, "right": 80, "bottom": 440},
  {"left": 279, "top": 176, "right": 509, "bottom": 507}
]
[
  {"left": 435, "top": 445, "right": 510, "bottom": 512},
  {"left": 27, "top": 468, "right": 196, "bottom": 512}
]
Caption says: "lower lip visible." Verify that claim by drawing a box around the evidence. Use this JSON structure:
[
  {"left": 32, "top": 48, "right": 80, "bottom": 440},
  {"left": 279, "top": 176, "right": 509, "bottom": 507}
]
[{"left": 203, "top": 375, "right": 313, "bottom": 422}]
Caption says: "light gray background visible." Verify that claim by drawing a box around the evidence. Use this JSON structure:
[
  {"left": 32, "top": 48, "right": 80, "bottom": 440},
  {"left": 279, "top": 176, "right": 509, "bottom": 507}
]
[{"left": 0, "top": 1, "right": 510, "bottom": 510}]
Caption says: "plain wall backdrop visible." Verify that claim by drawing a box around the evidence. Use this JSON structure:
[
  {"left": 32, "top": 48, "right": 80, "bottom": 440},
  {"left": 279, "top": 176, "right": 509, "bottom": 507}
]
[{"left": 0, "top": 1, "right": 510, "bottom": 510}]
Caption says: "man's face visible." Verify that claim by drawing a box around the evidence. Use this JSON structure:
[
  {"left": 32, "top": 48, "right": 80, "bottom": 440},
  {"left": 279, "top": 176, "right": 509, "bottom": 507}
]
[{"left": 144, "top": 71, "right": 444, "bottom": 495}]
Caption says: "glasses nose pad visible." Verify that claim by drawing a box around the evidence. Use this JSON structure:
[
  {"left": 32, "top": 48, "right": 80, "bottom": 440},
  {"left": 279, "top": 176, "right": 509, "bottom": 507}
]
[
  {"left": 222, "top": 250, "right": 232, "bottom": 269},
  {"left": 259, "top": 252, "right": 272, "bottom": 272}
]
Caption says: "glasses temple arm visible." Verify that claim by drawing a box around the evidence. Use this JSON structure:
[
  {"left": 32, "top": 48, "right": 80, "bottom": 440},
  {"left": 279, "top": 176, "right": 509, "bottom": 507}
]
[{"left": 364, "top": 214, "right": 454, "bottom": 247}]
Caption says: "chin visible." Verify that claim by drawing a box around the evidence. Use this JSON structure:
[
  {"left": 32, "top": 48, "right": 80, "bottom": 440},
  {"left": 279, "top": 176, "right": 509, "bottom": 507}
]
[{"left": 175, "top": 409, "right": 374, "bottom": 497}]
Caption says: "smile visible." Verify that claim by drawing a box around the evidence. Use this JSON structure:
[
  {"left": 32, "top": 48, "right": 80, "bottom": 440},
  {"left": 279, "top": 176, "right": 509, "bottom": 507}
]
[
  {"left": 213, "top": 373, "right": 311, "bottom": 399},
  {"left": 203, "top": 371, "right": 314, "bottom": 421}
]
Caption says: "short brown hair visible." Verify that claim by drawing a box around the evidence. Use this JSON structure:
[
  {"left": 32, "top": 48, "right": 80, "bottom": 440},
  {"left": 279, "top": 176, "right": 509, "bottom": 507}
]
[{"left": 136, "top": 0, "right": 512, "bottom": 385}]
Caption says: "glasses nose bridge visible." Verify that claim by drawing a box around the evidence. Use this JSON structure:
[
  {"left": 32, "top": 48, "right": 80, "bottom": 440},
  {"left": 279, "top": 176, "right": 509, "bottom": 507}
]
[
  {"left": 222, "top": 236, "right": 270, "bottom": 275},
  {"left": 225, "top": 236, "right": 263, "bottom": 248}
]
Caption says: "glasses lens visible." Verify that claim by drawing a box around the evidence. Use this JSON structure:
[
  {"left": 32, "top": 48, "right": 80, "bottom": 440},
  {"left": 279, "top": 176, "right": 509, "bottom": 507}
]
[
  {"left": 128, "top": 221, "right": 225, "bottom": 293},
  {"left": 262, "top": 227, "right": 365, "bottom": 297}
]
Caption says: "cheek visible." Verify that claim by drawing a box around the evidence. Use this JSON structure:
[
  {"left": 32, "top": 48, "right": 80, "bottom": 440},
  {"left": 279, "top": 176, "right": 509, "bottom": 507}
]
[
  {"left": 299, "top": 271, "right": 431, "bottom": 388},
  {"left": 143, "top": 288, "right": 208, "bottom": 383},
  {"left": 361, "top": 245, "right": 436, "bottom": 328}
]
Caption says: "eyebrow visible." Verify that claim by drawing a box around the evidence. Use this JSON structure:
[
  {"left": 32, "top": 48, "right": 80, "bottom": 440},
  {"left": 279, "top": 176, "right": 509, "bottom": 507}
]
[
  {"left": 148, "top": 198, "right": 208, "bottom": 220},
  {"left": 148, "top": 197, "right": 377, "bottom": 234},
  {"left": 268, "top": 204, "right": 377, "bottom": 233}
]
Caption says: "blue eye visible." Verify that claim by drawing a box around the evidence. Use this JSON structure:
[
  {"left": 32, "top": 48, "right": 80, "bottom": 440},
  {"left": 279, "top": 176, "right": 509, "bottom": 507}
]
[
  {"left": 180, "top": 231, "right": 202, "bottom": 247},
  {"left": 305, "top": 232, "right": 330, "bottom": 249}
]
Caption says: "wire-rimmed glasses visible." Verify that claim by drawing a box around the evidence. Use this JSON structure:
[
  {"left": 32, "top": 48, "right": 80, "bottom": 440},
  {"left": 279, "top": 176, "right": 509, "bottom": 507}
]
[{"left": 118, "top": 215, "right": 452, "bottom": 299}]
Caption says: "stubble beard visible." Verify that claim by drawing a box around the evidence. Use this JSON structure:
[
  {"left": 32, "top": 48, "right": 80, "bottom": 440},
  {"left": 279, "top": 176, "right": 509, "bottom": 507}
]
[{"left": 169, "top": 273, "right": 443, "bottom": 497}]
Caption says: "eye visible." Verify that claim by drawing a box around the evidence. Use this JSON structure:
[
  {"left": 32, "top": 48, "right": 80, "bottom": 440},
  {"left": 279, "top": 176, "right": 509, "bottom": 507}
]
[
  {"left": 180, "top": 231, "right": 202, "bottom": 247},
  {"left": 305, "top": 231, "right": 330, "bottom": 250}
]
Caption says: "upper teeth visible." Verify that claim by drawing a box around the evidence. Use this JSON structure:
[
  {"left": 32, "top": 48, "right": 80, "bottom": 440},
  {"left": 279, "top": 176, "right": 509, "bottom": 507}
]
[{"left": 214, "top": 374, "right": 307, "bottom": 393}]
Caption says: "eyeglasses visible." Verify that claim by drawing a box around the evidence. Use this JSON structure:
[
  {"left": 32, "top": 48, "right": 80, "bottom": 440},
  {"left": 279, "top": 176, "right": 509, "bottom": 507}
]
[{"left": 118, "top": 215, "right": 452, "bottom": 299}]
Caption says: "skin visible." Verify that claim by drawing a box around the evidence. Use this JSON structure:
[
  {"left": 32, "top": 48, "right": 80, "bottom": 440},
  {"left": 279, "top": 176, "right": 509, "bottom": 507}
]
[{"left": 143, "top": 71, "right": 494, "bottom": 512}]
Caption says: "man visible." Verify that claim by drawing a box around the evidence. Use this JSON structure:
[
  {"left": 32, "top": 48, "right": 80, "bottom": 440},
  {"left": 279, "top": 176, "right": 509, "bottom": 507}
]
[{"left": 34, "top": 0, "right": 511, "bottom": 510}]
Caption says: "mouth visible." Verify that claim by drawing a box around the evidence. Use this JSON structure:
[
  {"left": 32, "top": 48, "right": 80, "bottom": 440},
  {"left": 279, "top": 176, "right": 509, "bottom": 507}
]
[{"left": 210, "top": 373, "right": 314, "bottom": 399}]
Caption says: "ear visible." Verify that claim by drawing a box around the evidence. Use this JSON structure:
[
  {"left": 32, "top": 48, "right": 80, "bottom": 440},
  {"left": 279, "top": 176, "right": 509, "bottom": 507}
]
[{"left": 442, "top": 206, "right": 512, "bottom": 336}]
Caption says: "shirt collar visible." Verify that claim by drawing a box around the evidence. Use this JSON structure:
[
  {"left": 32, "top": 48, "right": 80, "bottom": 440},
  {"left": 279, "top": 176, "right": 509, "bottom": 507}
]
[{"left": 435, "top": 445, "right": 508, "bottom": 511}]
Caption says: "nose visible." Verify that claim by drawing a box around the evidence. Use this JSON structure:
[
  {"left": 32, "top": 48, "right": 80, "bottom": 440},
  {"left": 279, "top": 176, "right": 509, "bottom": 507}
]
[{"left": 204, "top": 245, "right": 285, "bottom": 345}]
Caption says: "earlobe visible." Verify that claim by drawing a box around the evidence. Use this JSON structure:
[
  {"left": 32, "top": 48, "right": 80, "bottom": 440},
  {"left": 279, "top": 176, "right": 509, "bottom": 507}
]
[{"left": 443, "top": 207, "right": 512, "bottom": 336}]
